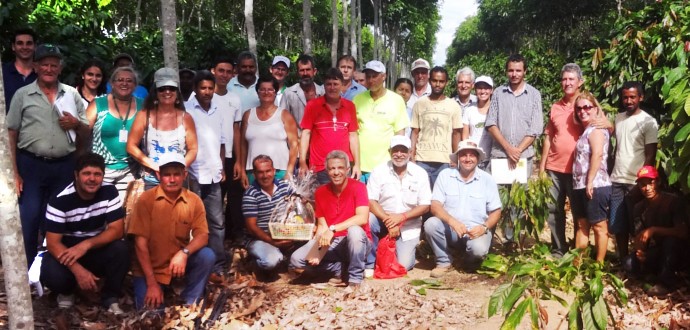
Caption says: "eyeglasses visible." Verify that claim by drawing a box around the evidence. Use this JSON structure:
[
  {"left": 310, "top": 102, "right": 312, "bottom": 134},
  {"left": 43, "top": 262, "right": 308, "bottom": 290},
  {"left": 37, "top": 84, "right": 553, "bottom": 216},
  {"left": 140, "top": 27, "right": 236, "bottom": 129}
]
[
  {"left": 157, "top": 86, "right": 177, "bottom": 92},
  {"left": 575, "top": 104, "right": 596, "bottom": 111},
  {"left": 115, "top": 78, "right": 134, "bottom": 84},
  {"left": 258, "top": 88, "right": 275, "bottom": 94}
]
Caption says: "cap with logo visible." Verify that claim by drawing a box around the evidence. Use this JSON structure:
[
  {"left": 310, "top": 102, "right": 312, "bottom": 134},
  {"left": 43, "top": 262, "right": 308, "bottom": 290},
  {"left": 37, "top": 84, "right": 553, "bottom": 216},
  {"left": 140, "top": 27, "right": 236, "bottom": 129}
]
[
  {"left": 636, "top": 165, "right": 659, "bottom": 181},
  {"left": 449, "top": 140, "right": 486, "bottom": 163},
  {"left": 390, "top": 135, "right": 411, "bottom": 149},
  {"left": 154, "top": 67, "right": 180, "bottom": 88},
  {"left": 411, "top": 58, "right": 430, "bottom": 72},
  {"left": 474, "top": 75, "right": 494, "bottom": 88},
  {"left": 34, "top": 44, "right": 63, "bottom": 61},
  {"left": 363, "top": 60, "right": 386, "bottom": 74},
  {"left": 272, "top": 55, "right": 291, "bottom": 68}
]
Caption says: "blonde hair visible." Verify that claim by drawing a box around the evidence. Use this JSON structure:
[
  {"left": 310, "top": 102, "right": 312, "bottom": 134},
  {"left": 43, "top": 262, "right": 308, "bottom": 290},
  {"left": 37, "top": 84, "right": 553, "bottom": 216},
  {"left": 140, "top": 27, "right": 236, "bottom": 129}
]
[{"left": 573, "top": 91, "right": 603, "bottom": 125}]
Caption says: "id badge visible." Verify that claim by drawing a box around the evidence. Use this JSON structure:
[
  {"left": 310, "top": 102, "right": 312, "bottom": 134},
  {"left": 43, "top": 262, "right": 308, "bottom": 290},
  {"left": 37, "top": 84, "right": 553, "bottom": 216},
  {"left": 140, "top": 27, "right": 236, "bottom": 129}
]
[{"left": 119, "top": 129, "right": 128, "bottom": 143}]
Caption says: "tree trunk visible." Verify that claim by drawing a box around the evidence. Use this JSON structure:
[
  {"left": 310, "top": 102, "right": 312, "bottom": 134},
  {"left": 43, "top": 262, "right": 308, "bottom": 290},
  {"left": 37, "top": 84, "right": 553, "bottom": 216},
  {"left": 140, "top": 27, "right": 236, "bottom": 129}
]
[
  {"left": 245, "top": 0, "right": 257, "bottom": 54},
  {"left": 342, "top": 0, "right": 349, "bottom": 55},
  {"left": 135, "top": 0, "right": 142, "bottom": 29},
  {"left": 160, "top": 0, "right": 179, "bottom": 70},
  {"left": 370, "top": 0, "right": 380, "bottom": 59},
  {"left": 0, "top": 60, "right": 35, "bottom": 330},
  {"left": 331, "top": 0, "right": 339, "bottom": 66},
  {"left": 356, "top": 0, "right": 362, "bottom": 65},
  {"left": 303, "top": 0, "right": 312, "bottom": 54}
]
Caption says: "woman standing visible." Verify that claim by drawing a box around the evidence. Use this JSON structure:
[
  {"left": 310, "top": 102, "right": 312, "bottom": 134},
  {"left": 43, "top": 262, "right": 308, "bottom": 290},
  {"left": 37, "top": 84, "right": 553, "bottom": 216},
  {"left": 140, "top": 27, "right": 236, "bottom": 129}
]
[
  {"left": 571, "top": 91, "right": 611, "bottom": 262},
  {"left": 76, "top": 58, "right": 108, "bottom": 107},
  {"left": 461, "top": 75, "right": 493, "bottom": 169},
  {"left": 127, "top": 67, "right": 198, "bottom": 189},
  {"left": 239, "top": 76, "right": 298, "bottom": 188},
  {"left": 86, "top": 66, "right": 143, "bottom": 200}
]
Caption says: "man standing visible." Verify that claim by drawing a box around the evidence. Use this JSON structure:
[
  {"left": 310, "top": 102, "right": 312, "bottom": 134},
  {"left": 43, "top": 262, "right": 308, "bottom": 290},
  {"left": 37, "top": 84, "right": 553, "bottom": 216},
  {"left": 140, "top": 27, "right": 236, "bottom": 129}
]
[
  {"left": 424, "top": 141, "right": 502, "bottom": 276},
  {"left": 609, "top": 81, "right": 658, "bottom": 259},
  {"left": 2, "top": 28, "right": 37, "bottom": 109},
  {"left": 337, "top": 55, "right": 366, "bottom": 100},
  {"left": 210, "top": 56, "right": 245, "bottom": 244},
  {"left": 365, "top": 136, "right": 431, "bottom": 275},
  {"left": 407, "top": 58, "right": 431, "bottom": 109},
  {"left": 410, "top": 66, "right": 463, "bottom": 187},
  {"left": 453, "top": 67, "right": 478, "bottom": 111},
  {"left": 353, "top": 70, "right": 367, "bottom": 88},
  {"left": 281, "top": 54, "right": 324, "bottom": 126},
  {"left": 242, "top": 155, "right": 294, "bottom": 276},
  {"left": 228, "top": 51, "right": 260, "bottom": 112},
  {"left": 290, "top": 150, "right": 371, "bottom": 287},
  {"left": 270, "top": 55, "right": 290, "bottom": 106},
  {"left": 8, "top": 44, "right": 89, "bottom": 265},
  {"left": 41, "top": 153, "right": 128, "bottom": 314},
  {"left": 353, "top": 60, "right": 409, "bottom": 182},
  {"left": 184, "top": 71, "right": 228, "bottom": 282},
  {"left": 485, "top": 54, "right": 544, "bottom": 175},
  {"left": 300, "top": 68, "right": 361, "bottom": 184},
  {"left": 179, "top": 68, "right": 196, "bottom": 101},
  {"left": 128, "top": 153, "right": 215, "bottom": 310}
]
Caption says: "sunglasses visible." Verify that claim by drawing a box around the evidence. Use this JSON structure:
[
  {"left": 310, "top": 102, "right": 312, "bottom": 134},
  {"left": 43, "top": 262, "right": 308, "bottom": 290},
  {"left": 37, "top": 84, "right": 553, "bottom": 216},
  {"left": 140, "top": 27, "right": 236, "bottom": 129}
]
[
  {"left": 575, "top": 104, "right": 596, "bottom": 111},
  {"left": 157, "top": 86, "right": 177, "bottom": 92}
]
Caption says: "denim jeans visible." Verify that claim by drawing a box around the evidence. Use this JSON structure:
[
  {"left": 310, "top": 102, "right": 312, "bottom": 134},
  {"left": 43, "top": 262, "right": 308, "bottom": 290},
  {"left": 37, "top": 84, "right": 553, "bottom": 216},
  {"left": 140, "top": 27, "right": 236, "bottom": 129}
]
[
  {"left": 609, "top": 182, "right": 637, "bottom": 235},
  {"left": 41, "top": 239, "right": 129, "bottom": 307},
  {"left": 132, "top": 247, "right": 215, "bottom": 310},
  {"left": 366, "top": 213, "right": 419, "bottom": 270},
  {"left": 247, "top": 239, "right": 285, "bottom": 270},
  {"left": 546, "top": 170, "right": 574, "bottom": 257},
  {"left": 416, "top": 161, "right": 449, "bottom": 189},
  {"left": 188, "top": 176, "right": 226, "bottom": 272},
  {"left": 290, "top": 226, "right": 371, "bottom": 284},
  {"left": 424, "top": 216, "right": 492, "bottom": 269}
]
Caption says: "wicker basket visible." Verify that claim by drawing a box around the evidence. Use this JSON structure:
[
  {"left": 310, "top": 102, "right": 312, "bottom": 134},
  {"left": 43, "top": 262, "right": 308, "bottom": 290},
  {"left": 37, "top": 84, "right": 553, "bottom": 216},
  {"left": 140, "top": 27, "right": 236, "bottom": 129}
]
[{"left": 269, "top": 223, "right": 315, "bottom": 241}]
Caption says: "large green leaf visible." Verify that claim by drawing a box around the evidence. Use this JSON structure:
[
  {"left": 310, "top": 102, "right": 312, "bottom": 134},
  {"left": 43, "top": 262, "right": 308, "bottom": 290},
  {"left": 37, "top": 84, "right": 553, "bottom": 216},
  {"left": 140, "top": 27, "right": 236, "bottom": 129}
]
[
  {"left": 581, "top": 300, "right": 600, "bottom": 330},
  {"left": 528, "top": 296, "right": 540, "bottom": 329},
  {"left": 489, "top": 283, "right": 512, "bottom": 317},
  {"left": 589, "top": 272, "right": 604, "bottom": 298},
  {"left": 592, "top": 295, "right": 608, "bottom": 330},
  {"left": 500, "top": 298, "right": 530, "bottom": 330},
  {"left": 677, "top": 122, "right": 690, "bottom": 143},
  {"left": 502, "top": 282, "right": 529, "bottom": 315},
  {"left": 568, "top": 299, "right": 581, "bottom": 330}
]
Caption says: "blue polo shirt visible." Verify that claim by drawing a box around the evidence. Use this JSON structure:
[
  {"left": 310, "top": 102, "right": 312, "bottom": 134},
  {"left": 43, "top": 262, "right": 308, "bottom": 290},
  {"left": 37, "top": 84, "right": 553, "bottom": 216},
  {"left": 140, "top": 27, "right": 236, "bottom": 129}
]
[
  {"left": 2, "top": 61, "right": 36, "bottom": 112},
  {"left": 342, "top": 81, "right": 366, "bottom": 101},
  {"left": 431, "top": 167, "right": 502, "bottom": 229},
  {"left": 227, "top": 76, "right": 260, "bottom": 112}
]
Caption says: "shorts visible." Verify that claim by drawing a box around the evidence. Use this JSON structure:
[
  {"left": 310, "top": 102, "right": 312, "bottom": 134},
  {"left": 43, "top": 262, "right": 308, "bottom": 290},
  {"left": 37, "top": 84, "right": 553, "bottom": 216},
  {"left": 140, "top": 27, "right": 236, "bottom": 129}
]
[{"left": 571, "top": 186, "right": 611, "bottom": 225}]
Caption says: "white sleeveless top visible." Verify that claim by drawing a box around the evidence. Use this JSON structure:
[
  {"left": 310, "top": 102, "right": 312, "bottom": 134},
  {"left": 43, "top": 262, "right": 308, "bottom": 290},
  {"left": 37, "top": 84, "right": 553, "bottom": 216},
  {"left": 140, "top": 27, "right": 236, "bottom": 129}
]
[
  {"left": 143, "top": 116, "right": 187, "bottom": 183},
  {"left": 244, "top": 107, "right": 289, "bottom": 170}
]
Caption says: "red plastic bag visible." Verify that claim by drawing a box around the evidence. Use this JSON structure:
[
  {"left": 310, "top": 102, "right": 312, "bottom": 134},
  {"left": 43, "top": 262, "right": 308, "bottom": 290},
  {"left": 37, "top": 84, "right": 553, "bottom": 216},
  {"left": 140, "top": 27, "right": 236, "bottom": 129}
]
[{"left": 374, "top": 235, "right": 407, "bottom": 279}]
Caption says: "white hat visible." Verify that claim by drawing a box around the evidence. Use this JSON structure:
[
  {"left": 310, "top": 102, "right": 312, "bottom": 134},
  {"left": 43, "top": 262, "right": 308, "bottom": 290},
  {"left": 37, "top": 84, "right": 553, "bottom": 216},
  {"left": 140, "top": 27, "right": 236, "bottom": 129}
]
[
  {"left": 411, "top": 58, "right": 430, "bottom": 71},
  {"left": 449, "top": 140, "right": 486, "bottom": 163},
  {"left": 158, "top": 153, "right": 186, "bottom": 168},
  {"left": 154, "top": 67, "right": 179, "bottom": 88},
  {"left": 272, "top": 55, "right": 290, "bottom": 68},
  {"left": 363, "top": 60, "right": 386, "bottom": 73},
  {"left": 390, "top": 135, "right": 411, "bottom": 149},
  {"left": 474, "top": 75, "right": 494, "bottom": 88}
]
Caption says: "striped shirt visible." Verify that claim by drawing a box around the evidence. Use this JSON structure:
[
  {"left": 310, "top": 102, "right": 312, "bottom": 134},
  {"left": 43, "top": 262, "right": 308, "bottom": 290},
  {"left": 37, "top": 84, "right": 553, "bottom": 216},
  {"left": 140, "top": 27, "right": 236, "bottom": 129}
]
[
  {"left": 45, "top": 182, "right": 124, "bottom": 241},
  {"left": 242, "top": 180, "right": 292, "bottom": 238}
]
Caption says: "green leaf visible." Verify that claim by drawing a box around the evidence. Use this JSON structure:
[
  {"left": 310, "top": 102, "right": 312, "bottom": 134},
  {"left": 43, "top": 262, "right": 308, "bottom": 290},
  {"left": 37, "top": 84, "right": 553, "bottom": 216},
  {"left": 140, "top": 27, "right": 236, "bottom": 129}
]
[
  {"left": 416, "top": 287, "right": 427, "bottom": 295},
  {"left": 592, "top": 295, "right": 608, "bottom": 330},
  {"left": 589, "top": 273, "right": 603, "bottom": 298},
  {"left": 582, "top": 300, "right": 600, "bottom": 330},
  {"left": 675, "top": 122, "right": 690, "bottom": 142},
  {"left": 500, "top": 298, "right": 530, "bottom": 330},
  {"left": 502, "top": 282, "right": 528, "bottom": 315},
  {"left": 334, "top": 306, "right": 343, "bottom": 313},
  {"left": 508, "top": 262, "right": 540, "bottom": 276},
  {"left": 489, "top": 283, "right": 512, "bottom": 317},
  {"left": 568, "top": 299, "right": 581, "bottom": 330},
  {"left": 409, "top": 279, "right": 426, "bottom": 286},
  {"left": 685, "top": 94, "right": 690, "bottom": 117},
  {"left": 528, "top": 296, "right": 539, "bottom": 329}
]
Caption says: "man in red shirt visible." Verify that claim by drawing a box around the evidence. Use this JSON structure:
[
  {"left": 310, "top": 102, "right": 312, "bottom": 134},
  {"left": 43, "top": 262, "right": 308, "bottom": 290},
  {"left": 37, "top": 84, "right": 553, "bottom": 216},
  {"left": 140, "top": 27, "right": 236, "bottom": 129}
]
[
  {"left": 299, "top": 68, "right": 361, "bottom": 184},
  {"left": 289, "top": 150, "right": 370, "bottom": 287}
]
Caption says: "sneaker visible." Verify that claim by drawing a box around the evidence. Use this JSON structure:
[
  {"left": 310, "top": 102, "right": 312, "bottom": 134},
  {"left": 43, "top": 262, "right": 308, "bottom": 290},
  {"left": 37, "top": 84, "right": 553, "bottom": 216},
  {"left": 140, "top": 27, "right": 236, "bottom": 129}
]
[
  {"left": 328, "top": 277, "right": 347, "bottom": 287},
  {"left": 107, "top": 302, "right": 125, "bottom": 315},
  {"left": 364, "top": 268, "right": 374, "bottom": 278},
  {"left": 430, "top": 266, "right": 452, "bottom": 278},
  {"left": 647, "top": 284, "right": 671, "bottom": 296},
  {"left": 208, "top": 272, "right": 224, "bottom": 284},
  {"left": 57, "top": 294, "right": 74, "bottom": 309}
]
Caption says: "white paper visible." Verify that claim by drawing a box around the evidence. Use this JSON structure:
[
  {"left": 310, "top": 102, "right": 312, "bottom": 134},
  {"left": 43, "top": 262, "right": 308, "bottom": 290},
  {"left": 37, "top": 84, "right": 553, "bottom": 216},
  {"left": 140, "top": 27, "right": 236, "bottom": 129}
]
[
  {"left": 305, "top": 234, "right": 328, "bottom": 263},
  {"left": 400, "top": 227, "right": 421, "bottom": 242},
  {"left": 54, "top": 94, "right": 78, "bottom": 143},
  {"left": 491, "top": 158, "right": 528, "bottom": 184}
]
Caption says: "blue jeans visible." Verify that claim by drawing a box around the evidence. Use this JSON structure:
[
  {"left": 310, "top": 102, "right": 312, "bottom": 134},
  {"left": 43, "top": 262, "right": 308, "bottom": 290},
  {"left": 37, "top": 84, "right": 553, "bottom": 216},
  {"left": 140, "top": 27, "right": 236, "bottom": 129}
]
[
  {"left": 424, "top": 216, "right": 492, "bottom": 269},
  {"left": 290, "top": 226, "right": 371, "bottom": 284},
  {"left": 132, "top": 247, "right": 215, "bottom": 310},
  {"left": 188, "top": 177, "right": 225, "bottom": 272},
  {"left": 546, "top": 170, "right": 574, "bottom": 256},
  {"left": 17, "top": 150, "right": 75, "bottom": 266},
  {"left": 366, "top": 213, "right": 419, "bottom": 270},
  {"left": 609, "top": 182, "right": 637, "bottom": 235},
  {"left": 247, "top": 240, "right": 286, "bottom": 270},
  {"left": 416, "top": 161, "right": 449, "bottom": 189}
]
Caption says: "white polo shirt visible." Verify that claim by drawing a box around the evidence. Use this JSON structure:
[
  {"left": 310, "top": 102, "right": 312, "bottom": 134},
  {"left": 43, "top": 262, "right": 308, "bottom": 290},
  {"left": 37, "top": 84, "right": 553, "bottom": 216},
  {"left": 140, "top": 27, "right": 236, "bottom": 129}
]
[
  {"left": 366, "top": 160, "right": 432, "bottom": 241},
  {"left": 213, "top": 91, "right": 243, "bottom": 158},
  {"left": 185, "top": 97, "right": 228, "bottom": 184}
]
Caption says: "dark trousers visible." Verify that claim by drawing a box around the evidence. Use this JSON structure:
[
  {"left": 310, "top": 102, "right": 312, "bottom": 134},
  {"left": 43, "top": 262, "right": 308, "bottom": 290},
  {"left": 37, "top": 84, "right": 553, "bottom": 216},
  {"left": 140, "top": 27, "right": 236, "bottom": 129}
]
[
  {"left": 17, "top": 151, "right": 75, "bottom": 266},
  {"left": 623, "top": 237, "right": 685, "bottom": 288},
  {"left": 223, "top": 157, "right": 245, "bottom": 241},
  {"left": 40, "top": 239, "right": 129, "bottom": 307}
]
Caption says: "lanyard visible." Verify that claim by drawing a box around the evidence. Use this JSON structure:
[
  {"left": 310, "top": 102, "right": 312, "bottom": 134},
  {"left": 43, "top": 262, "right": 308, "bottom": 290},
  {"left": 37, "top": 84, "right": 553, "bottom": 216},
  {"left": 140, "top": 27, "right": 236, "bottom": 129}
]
[{"left": 113, "top": 97, "right": 133, "bottom": 128}]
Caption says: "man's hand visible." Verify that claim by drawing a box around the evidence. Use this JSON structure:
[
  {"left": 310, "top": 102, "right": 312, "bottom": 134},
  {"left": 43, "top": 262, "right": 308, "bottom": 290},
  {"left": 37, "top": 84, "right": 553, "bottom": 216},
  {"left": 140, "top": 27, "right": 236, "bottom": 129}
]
[
  {"left": 382, "top": 213, "right": 405, "bottom": 229},
  {"left": 14, "top": 173, "right": 23, "bottom": 195},
  {"left": 73, "top": 265, "right": 99, "bottom": 291},
  {"left": 298, "top": 161, "right": 309, "bottom": 179},
  {"left": 144, "top": 282, "right": 164, "bottom": 308},
  {"left": 350, "top": 164, "right": 361, "bottom": 180},
  {"left": 58, "top": 241, "right": 91, "bottom": 266},
  {"left": 59, "top": 112, "right": 81, "bottom": 131},
  {"left": 635, "top": 228, "right": 654, "bottom": 249},
  {"left": 240, "top": 172, "right": 249, "bottom": 189},
  {"left": 505, "top": 145, "right": 522, "bottom": 164},
  {"left": 467, "top": 225, "right": 487, "bottom": 240},
  {"left": 449, "top": 221, "right": 468, "bottom": 237},
  {"left": 388, "top": 226, "right": 401, "bottom": 238},
  {"left": 586, "top": 183, "right": 594, "bottom": 200},
  {"left": 272, "top": 240, "right": 294, "bottom": 249},
  {"left": 635, "top": 249, "right": 647, "bottom": 262},
  {"left": 319, "top": 229, "right": 334, "bottom": 248},
  {"left": 168, "top": 250, "right": 188, "bottom": 278},
  {"left": 220, "top": 169, "right": 226, "bottom": 183},
  {"left": 233, "top": 161, "right": 243, "bottom": 180}
]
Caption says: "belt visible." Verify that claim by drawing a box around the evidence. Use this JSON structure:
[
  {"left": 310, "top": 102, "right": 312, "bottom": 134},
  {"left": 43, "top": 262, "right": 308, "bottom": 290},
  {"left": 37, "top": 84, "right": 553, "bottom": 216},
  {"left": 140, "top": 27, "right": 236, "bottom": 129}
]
[{"left": 19, "top": 149, "right": 74, "bottom": 163}]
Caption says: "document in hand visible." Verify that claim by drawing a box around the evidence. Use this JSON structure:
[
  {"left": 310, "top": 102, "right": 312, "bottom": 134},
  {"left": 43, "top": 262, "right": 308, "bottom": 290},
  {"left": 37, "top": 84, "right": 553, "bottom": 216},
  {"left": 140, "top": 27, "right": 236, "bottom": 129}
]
[
  {"left": 54, "top": 94, "right": 78, "bottom": 143},
  {"left": 491, "top": 158, "right": 528, "bottom": 184}
]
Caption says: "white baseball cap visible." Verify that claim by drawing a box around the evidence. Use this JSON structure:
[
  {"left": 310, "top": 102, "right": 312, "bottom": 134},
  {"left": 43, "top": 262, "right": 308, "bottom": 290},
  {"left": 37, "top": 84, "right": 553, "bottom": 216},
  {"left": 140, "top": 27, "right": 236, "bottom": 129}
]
[
  {"left": 449, "top": 140, "right": 486, "bottom": 163},
  {"left": 411, "top": 58, "right": 430, "bottom": 71},
  {"left": 272, "top": 55, "right": 290, "bottom": 68},
  {"left": 158, "top": 153, "right": 186, "bottom": 168},
  {"left": 363, "top": 60, "right": 386, "bottom": 74},
  {"left": 390, "top": 135, "right": 411, "bottom": 149},
  {"left": 474, "top": 75, "right": 494, "bottom": 88}
]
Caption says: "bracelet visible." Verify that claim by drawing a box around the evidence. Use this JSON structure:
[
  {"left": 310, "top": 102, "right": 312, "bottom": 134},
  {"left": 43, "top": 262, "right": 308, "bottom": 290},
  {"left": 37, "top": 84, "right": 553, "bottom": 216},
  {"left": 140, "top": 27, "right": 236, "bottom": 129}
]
[{"left": 401, "top": 213, "right": 408, "bottom": 223}]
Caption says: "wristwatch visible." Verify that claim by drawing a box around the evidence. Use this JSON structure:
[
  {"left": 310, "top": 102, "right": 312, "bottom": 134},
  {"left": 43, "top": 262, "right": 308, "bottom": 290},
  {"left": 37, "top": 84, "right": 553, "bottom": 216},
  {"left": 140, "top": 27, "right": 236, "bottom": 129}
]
[
  {"left": 480, "top": 224, "right": 489, "bottom": 232},
  {"left": 329, "top": 225, "right": 336, "bottom": 232},
  {"left": 181, "top": 247, "right": 190, "bottom": 255}
]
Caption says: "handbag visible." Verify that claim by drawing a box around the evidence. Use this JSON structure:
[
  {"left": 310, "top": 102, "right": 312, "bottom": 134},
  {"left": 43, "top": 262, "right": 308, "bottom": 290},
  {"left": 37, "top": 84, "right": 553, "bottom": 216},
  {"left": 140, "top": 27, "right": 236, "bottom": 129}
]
[{"left": 373, "top": 235, "right": 407, "bottom": 279}]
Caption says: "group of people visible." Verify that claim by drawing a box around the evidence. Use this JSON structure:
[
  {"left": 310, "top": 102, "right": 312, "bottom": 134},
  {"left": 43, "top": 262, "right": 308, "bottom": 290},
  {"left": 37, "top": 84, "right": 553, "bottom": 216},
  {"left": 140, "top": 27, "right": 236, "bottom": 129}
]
[{"left": 2, "top": 26, "right": 687, "bottom": 315}]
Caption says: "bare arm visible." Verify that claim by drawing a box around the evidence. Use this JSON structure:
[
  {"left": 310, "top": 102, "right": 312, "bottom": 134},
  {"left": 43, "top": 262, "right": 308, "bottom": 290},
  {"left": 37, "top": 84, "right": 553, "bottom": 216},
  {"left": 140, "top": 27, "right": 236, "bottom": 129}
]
[
  {"left": 349, "top": 131, "right": 361, "bottom": 179},
  {"left": 85, "top": 100, "right": 98, "bottom": 129},
  {"left": 8, "top": 129, "right": 22, "bottom": 194},
  {"left": 299, "top": 129, "right": 311, "bottom": 177},
  {"left": 239, "top": 111, "right": 250, "bottom": 188},
  {"left": 643, "top": 143, "right": 657, "bottom": 166},
  {"left": 452, "top": 128, "right": 462, "bottom": 154},
  {"left": 431, "top": 200, "right": 467, "bottom": 236},
  {"left": 462, "top": 125, "right": 470, "bottom": 141},
  {"left": 232, "top": 122, "right": 242, "bottom": 180},
  {"left": 539, "top": 133, "right": 551, "bottom": 172},
  {"left": 585, "top": 129, "right": 605, "bottom": 199},
  {"left": 282, "top": 110, "right": 299, "bottom": 178},
  {"left": 410, "top": 128, "right": 420, "bottom": 161},
  {"left": 126, "top": 110, "right": 158, "bottom": 171},
  {"left": 182, "top": 113, "right": 198, "bottom": 167}
]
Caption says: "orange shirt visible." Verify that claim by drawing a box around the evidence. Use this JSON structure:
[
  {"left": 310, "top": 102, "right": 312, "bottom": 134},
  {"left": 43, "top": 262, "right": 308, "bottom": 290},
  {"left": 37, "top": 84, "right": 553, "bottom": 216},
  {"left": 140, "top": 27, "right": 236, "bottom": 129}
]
[
  {"left": 543, "top": 99, "right": 583, "bottom": 173},
  {"left": 128, "top": 186, "right": 208, "bottom": 284}
]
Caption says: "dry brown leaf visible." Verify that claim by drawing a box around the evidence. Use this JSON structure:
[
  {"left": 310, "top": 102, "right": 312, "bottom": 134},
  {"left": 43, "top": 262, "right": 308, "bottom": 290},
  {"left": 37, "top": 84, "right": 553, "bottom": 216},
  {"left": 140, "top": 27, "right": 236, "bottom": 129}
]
[{"left": 81, "top": 321, "right": 106, "bottom": 330}]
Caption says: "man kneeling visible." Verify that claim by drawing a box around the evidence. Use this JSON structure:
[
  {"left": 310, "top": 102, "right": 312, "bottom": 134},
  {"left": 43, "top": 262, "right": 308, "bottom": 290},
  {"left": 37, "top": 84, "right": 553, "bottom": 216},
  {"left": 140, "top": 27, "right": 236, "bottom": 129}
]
[
  {"left": 128, "top": 153, "right": 215, "bottom": 310},
  {"left": 41, "top": 153, "right": 128, "bottom": 314},
  {"left": 290, "top": 150, "right": 371, "bottom": 287},
  {"left": 424, "top": 141, "right": 502, "bottom": 276}
]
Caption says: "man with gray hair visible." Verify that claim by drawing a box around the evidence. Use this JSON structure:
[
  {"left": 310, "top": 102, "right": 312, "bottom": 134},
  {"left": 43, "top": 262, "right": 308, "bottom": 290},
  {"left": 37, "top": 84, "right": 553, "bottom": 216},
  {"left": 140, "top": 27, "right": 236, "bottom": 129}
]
[
  {"left": 228, "top": 51, "right": 260, "bottom": 111},
  {"left": 453, "top": 67, "right": 478, "bottom": 111},
  {"left": 290, "top": 150, "right": 371, "bottom": 288}
]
